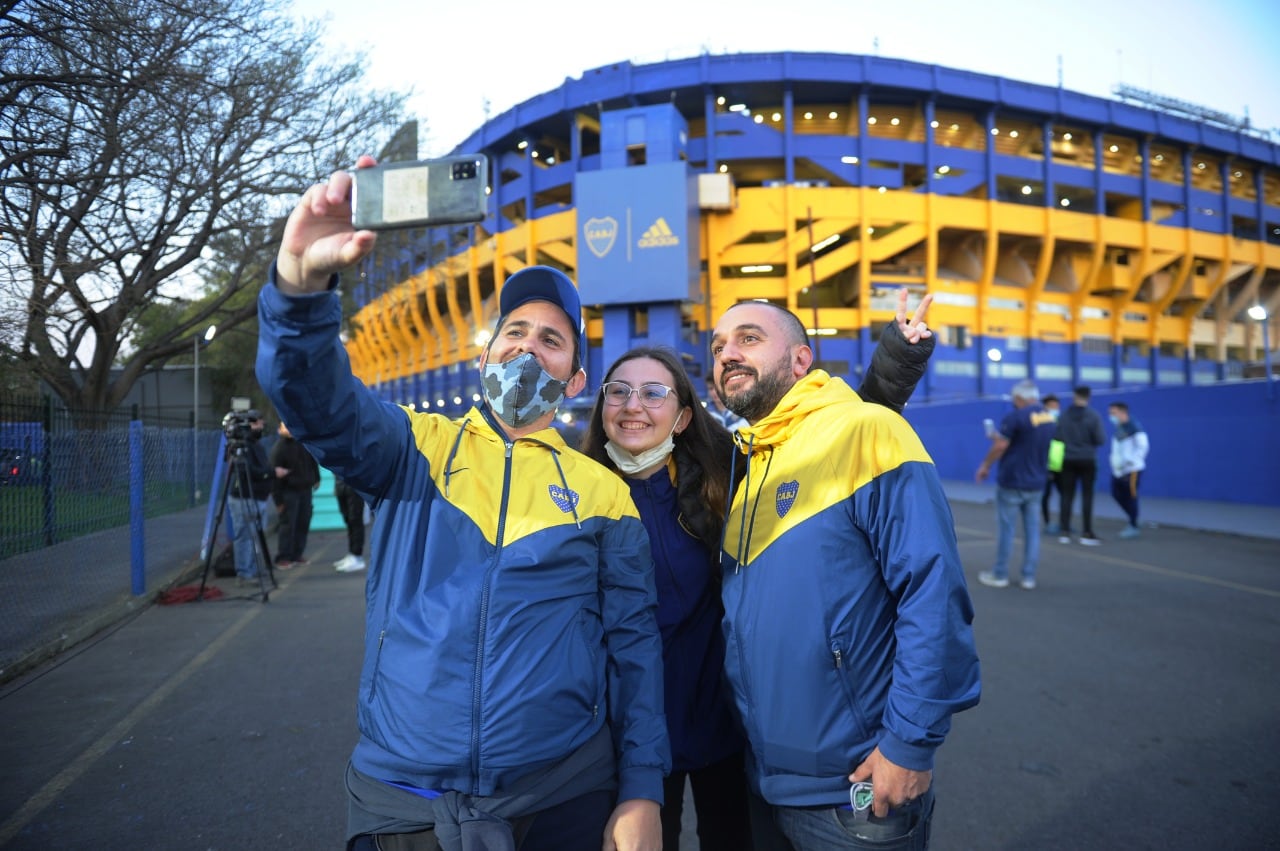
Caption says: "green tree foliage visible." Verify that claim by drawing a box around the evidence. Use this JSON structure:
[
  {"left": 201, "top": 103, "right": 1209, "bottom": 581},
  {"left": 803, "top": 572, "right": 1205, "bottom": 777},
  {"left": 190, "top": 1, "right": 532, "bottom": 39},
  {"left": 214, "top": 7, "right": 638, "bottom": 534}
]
[{"left": 0, "top": 0, "right": 408, "bottom": 417}]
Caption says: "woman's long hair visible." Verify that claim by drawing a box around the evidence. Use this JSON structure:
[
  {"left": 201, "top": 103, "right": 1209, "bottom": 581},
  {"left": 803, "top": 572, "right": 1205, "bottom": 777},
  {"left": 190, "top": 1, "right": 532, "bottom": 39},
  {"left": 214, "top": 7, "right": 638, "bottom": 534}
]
[{"left": 580, "top": 346, "right": 735, "bottom": 549}]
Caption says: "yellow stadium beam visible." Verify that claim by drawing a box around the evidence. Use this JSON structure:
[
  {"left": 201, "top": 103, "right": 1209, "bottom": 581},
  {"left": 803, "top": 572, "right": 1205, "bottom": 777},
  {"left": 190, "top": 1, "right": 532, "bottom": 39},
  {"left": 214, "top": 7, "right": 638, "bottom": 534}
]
[
  {"left": 1067, "top": 218, "right": 1108, "bottom": 343},
  {"left": 784, "top": 187, "right": 798, "bottom": 316},
  {"left": 423, "top": 270, "right": 452, "bottom": 368},
  {"left": 346, "top": 333, "right": 370, "bottom": 382},
  {"left": 924, "top": 194, "right": 939, "bottom": 309},
  {"left": 1197, "top": 234, "right": 1236, "bottom": 317},
  {"left": 371, "top": 301, "right": 402, "bottom": 380},
  {"left": 1148, "top": 231, "right": 1195, "bottom": 349},
  {"left": 353, "top": 300, "right": 388, "bottom": 379},
  {"left": 442, "top": 264, "right": 472, "bottom": 363},
  {"left": 1026, "top": 213, "right": 1055, "bottom": 339},
  {"left": 354, "top": 304, "right": 385, "bottom": 384},
  {"left": 407, "top": 276, "right": 438, "bottom": 371},
  {"left": 1222, "top": 266, "right": 1263, "bottom": 323},
  {"left": 467, "top": 243, "right": 487, "bottom": 344},
  {"left": 391, "top": 296, "right": 420, "bottom": 379},
  {"left": 977, "top": 199, "right": 998, "bottom": 337},
  {"left": 857, "top": 186, "right": 871, "bottom": 327},
  {"left": 380, "top": 300, "right": 407, "bottom": 381}
]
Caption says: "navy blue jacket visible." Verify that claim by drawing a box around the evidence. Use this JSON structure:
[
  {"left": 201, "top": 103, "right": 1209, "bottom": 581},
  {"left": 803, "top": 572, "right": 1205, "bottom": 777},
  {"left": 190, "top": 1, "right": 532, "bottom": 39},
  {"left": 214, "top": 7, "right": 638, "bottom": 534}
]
[
  {"left": 722, "top": 372, "right": 981, "bottom": 806},
  {"left": 256, "top": 274, "right": 670, "bottom": 804},
  {"left": 626, "top": 465, "right": 743, "bottom": 773}
]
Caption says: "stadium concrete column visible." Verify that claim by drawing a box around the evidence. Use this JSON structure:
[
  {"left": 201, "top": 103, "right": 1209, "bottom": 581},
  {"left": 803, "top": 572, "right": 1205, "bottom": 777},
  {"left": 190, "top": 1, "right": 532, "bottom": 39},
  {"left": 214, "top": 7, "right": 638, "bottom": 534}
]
[
  {"left": 783, "top": 87, "right": 794, "bottom": 184},
  {"left": 1094, "top": 129, "right": 1106, "bottom": 215},
  {"left": 1140, "top": 137, "right": 1152, "bottom": 221},
  {"left": 602, "top": 307, "right": 632, "bottom": 382},
  {"left": 857, "top": 89, "right": 869, "bottom": 183},
  {"left": 704, "top": 90, "right": 717, "bottom": 171},
  {"left": 984, "top": 108, "right": 997, "bottom": 200},
  {"left": 1042, "top": 120, "right": 1055, "bottom": 206},
  {"left": 647, "top": 304, "right": 682, "bottom": 353},
  {"left": 1256, "top": 170, "right": 1268, "bottom": 243}
]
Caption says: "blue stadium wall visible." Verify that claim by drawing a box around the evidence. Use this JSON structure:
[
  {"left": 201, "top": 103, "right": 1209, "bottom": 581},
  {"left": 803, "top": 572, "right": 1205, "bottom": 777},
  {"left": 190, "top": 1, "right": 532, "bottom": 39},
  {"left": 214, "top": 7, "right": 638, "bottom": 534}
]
[{"left": 345, "top": 52, "right": 1280, "bottom": 508}]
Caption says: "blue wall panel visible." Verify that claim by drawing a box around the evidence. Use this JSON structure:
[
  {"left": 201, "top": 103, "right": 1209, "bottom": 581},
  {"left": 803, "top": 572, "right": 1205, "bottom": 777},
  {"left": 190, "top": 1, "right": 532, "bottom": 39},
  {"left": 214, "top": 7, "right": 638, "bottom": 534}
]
[
  {"left": 575, "top": 162, "right": 699, "bottom": 305},
  {"left": 903, "top": 382, "right": 1280, "bottom": 506}
]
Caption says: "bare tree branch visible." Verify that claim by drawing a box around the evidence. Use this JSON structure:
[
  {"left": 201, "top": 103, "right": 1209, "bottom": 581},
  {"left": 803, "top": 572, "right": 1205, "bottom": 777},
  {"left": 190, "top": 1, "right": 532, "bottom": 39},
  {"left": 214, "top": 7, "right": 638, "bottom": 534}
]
[{"left": 0, "top": 0, "right": 407, "bottom": 415}]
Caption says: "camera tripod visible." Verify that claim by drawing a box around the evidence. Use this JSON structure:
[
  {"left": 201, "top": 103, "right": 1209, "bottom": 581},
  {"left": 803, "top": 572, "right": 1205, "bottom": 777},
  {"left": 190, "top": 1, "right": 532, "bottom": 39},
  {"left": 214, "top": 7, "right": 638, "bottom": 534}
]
[{"left": 198, "top": 442, "right": 277, "bottom": 602}]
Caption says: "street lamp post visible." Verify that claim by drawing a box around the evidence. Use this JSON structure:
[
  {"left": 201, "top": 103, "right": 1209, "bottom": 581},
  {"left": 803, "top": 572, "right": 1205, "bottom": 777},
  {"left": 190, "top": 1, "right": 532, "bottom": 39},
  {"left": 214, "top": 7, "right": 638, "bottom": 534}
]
[
  {"left": 193, "top": 325, "right": 218, "bottom": 501},
  {"left": 1248, "top": 304, "right": 1272, "bottom": 399}
]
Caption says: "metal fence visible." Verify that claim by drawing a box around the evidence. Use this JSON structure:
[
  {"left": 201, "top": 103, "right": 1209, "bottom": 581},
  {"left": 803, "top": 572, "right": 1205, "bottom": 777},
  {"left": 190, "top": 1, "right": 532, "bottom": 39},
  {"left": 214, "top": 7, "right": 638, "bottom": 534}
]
[{"left": 0, "top": 395, "right": 222, "bottom": 680}]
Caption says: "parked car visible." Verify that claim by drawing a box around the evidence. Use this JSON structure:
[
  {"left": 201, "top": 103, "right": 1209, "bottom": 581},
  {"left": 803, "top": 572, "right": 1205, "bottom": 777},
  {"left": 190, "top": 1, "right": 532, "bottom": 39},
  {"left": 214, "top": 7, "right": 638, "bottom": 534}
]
[{"left": 0, "top": 448, "right": 39, "bottom": 485}]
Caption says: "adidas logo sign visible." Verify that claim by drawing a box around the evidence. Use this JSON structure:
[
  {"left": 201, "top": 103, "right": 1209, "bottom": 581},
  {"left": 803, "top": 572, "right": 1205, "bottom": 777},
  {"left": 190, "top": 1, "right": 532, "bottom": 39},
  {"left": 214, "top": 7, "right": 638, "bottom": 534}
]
[{"left": 637, "top": 217, "right": 679, "bottom": 248}]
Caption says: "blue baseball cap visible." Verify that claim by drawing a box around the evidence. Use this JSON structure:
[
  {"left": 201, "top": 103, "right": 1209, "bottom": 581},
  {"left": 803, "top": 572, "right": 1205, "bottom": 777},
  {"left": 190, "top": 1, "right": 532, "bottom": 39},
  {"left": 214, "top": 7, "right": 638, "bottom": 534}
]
[{"left": 499, "top": 266, "right": 584, "bottom": 335}]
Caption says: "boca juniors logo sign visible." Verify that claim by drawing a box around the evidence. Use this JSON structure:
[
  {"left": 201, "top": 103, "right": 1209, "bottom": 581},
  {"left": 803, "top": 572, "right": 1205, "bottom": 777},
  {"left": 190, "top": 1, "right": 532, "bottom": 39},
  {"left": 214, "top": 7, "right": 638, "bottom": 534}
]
[
  {"left": 583, "top": 217, "right": 618, "bottom": 259},
  {"left": 775, "top": 480, "right": 799, "bottom": 518}
]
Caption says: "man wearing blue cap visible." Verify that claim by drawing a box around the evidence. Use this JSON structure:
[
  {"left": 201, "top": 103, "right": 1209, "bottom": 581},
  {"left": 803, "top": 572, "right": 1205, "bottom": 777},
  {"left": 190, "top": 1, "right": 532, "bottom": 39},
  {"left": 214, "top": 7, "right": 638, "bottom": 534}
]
[{"left": 257, "top": 157, "right": 668, "bottom": 851}]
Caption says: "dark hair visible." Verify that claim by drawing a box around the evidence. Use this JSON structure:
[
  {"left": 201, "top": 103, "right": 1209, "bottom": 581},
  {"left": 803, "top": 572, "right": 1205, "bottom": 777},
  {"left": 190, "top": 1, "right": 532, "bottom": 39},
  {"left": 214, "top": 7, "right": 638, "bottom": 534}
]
[
  {"left": 491, "top": 310, "right": 582, "bottom": 374},
  {"left": 1042, "top": 394, "right": 1059, "bottom": 405},
  {"left": 1109, "top": 401, "right": 1129, "bottom": 413},
  {"left": 581, "top": 347, "right": 735, "bottom": 549},
  {"left": 724, "top": 300, "right": 811, "bottom": 350},
  {"left": 1073, "top": 385, "right": 1092, "bottom": 400}
]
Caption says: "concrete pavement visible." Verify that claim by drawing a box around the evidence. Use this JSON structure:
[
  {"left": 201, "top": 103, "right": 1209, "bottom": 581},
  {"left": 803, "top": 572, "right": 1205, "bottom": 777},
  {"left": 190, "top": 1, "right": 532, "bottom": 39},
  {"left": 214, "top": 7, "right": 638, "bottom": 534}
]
[{"left": 1, "top": 491, "right": 1278, "bottom": 849}]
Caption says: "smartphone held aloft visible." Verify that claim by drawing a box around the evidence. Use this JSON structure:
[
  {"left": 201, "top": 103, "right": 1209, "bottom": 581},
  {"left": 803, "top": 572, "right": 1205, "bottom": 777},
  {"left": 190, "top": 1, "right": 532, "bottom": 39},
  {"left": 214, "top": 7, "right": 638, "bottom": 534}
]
[{"left": 351, "top": 155, "right": 488, "bottom": 231}]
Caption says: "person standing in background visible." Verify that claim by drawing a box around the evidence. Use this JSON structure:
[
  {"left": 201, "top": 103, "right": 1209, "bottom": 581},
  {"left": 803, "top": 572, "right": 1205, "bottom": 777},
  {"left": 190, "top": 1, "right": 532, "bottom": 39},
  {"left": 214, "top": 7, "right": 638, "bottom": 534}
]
[
  {"left": 333, "top": 476, "right": 368, "bottom": 572},
  {"left": 1054, "top": 386, "right": 1106, "bottom": 546},
  {"left": 1040, "top": 394, "right": 1063, "bottom": 534},
  {"left": 1107, "top": 401, "right": 1149, "bottom": 539},
  {"left": 270, "top": 420, "right": 320, "bottom": 568},
  {"left": 975, "top": 380, "right": 1057, "bottom": 590}
]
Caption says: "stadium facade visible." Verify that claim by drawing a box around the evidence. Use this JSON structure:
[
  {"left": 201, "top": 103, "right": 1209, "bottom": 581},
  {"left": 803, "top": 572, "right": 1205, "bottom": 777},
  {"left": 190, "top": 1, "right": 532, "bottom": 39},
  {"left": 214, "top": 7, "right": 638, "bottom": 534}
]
[{"left": 343, "top": 52, "right": 1279, "bottom": 506}]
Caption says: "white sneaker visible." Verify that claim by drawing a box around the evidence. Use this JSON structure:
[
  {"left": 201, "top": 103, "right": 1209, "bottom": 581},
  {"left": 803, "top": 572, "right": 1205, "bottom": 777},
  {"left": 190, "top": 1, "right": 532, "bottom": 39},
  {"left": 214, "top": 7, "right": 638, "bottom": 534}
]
[
  {"left": 977, "top": 571, "right": 1010, "bottom": 589},
  {"left": 336, "top": 555, "right": 366, "bottom": 573},
  {"left": 333, "top": 554, "right": 354, "bottom": 570},
  {"left": 1020, "top": 577, "right": 1037, "bottom": 590}
]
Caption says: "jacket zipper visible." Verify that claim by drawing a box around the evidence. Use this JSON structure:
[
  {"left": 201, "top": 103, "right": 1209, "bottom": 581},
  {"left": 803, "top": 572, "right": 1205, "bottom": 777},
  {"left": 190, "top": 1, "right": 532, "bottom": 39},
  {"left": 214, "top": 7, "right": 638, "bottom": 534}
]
[{"left": 470, "top": 439, "right": 513, "bottom": 794}]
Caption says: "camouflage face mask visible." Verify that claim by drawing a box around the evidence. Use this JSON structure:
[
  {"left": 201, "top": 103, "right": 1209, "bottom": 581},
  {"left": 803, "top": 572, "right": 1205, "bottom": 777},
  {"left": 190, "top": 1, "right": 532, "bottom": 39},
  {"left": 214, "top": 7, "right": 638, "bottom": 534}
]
[{"left": 482, "top": 352, "right": 568, "bottom": 428}]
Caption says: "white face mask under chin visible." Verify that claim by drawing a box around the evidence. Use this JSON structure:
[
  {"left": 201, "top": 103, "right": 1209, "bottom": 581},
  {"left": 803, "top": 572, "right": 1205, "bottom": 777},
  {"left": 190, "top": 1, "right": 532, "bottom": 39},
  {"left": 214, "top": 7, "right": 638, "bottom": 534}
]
[{"left": 605, "top": 416, "right": 682, "bottom": 476}]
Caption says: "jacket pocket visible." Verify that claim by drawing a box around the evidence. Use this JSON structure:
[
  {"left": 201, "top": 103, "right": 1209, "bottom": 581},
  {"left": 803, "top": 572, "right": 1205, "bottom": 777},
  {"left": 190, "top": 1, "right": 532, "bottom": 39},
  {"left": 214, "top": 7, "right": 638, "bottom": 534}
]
[
  {"left": 570, "top": 608, "right": 605, "bottom": 718},
  {"left": 830, "top": 639, "right": 871, "bottom": 745}
]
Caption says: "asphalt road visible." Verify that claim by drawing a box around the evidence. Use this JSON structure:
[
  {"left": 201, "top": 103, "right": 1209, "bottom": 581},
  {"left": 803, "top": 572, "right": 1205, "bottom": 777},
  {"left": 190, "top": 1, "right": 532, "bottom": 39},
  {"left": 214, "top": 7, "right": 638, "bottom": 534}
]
[{"left": 1, "top": 500, "right": 1277, "bottom": 850}]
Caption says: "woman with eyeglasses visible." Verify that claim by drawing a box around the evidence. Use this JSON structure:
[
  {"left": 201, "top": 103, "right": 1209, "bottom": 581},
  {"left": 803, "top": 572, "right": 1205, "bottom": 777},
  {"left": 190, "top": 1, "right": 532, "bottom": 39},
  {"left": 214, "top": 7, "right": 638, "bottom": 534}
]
[{"left": 579, "top": 289, "right": 934, "bottom": 850}]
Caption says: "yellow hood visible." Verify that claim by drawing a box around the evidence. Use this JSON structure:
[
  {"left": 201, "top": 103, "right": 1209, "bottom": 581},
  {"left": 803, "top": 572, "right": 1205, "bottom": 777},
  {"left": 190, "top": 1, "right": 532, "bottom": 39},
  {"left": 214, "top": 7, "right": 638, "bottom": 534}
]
[{"left": 736, "top": 370, "right": 854, "bottom": 452}]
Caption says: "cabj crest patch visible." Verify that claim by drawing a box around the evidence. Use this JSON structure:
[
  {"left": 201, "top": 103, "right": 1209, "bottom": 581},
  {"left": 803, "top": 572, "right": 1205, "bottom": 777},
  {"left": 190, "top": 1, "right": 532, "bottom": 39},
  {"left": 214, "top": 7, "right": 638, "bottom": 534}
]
[
  {"left": 775, "top": 480, "right": 799, "bottom": 518},
  {"left": 583, "top": 216, "right": 618, "bottom": 259},
  {"left": 548, "top": 484, "right": 580, "bottom": 513}
]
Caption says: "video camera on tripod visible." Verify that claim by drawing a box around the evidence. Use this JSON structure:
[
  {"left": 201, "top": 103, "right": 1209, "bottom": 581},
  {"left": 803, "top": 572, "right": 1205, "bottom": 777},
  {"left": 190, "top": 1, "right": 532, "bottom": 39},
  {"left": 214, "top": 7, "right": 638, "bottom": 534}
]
[
  {"left": 198, "top": 396, "right": 276, "bottom": 601},
  {"left": 221, "top": 396, "right": 263, "bottom": 447}
]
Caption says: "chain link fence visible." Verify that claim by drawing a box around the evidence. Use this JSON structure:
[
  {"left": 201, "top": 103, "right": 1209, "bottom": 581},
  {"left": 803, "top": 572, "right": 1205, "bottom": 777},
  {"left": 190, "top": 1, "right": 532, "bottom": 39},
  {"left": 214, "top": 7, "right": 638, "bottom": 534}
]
[{"left": 0, "top": 395, "right": 222, "bottom": 679}]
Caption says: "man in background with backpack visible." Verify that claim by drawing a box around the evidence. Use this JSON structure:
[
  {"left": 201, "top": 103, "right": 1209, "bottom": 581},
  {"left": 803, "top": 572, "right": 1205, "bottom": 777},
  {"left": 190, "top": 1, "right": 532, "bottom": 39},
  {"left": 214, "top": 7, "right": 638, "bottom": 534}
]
[{"left": 1054, "top": 385, "right": 1107, "bottom": 546}]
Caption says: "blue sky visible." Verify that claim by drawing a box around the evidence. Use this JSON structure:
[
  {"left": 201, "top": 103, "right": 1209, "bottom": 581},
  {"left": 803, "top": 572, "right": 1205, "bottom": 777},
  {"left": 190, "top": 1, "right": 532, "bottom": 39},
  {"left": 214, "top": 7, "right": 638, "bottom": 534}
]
[{"left": 288, "top": 0, "right": 1280, "bottom": 157}]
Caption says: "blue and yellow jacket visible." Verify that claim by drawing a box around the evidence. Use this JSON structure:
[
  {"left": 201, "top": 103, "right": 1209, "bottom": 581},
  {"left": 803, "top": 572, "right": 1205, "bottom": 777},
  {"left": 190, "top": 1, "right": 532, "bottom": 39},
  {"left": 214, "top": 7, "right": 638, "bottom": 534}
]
[
  {"left": 720, "top": 370, "right": 980, "bottom": 807},
  {"left": 256, "top": 277, "right": 669, "bottom": 804}
]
